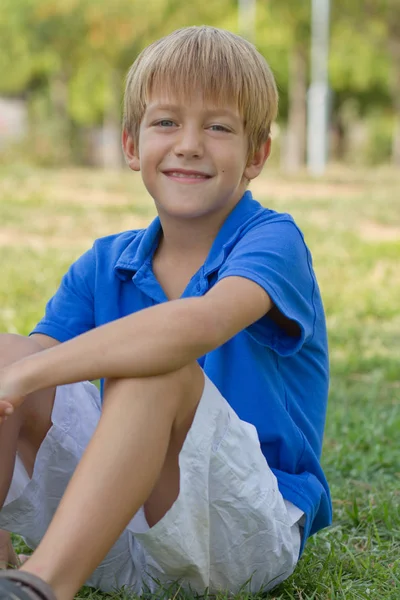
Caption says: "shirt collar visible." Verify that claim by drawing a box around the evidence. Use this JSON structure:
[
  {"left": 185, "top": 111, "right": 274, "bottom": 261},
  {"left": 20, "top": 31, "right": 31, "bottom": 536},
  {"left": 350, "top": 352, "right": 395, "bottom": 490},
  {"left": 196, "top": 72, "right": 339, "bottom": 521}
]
[
  {"left": 114, "top": 216, "right": 161, "bottom": 278},
  {"left": 202, "top": 190, "right": 264, "bottom": 276},
  {"left": 114, "top": 190, "right": 263, "bottom": 279}
]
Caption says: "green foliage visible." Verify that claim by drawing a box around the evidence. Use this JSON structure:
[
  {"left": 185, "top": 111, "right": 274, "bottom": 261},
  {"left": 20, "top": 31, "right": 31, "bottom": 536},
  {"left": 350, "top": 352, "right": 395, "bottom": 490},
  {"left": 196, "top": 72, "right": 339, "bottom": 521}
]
[
  {"left": 364, "top": 110, "right": 394, "bottom": 164},
  {"left": 0, "top": 0, "right": 234, "bottom": 119},
  {"left": 330, "top": 17, "right": 389, "bottom": 93},
  {"left": 0, "top": 0, "right": 398, "bottom": 165},
  {"left": 0, "top": 0, "right": 36, "bottom": 92}
]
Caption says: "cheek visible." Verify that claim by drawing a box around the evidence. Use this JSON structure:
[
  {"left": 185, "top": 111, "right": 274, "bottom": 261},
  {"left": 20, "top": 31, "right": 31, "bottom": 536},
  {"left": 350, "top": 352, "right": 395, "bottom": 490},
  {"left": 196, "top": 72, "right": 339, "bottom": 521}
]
[
  {"left": 221, "top": 155, "right": 247, "bottom": 179},
  {"left": 138, "top": 145, "right": 157, "bottom": 171},
  {"left": 142, "top": 134, "right": 170, "bottom": 162},
  {"left": 218, "top": 143, "right": 247, "bottom": 169}
]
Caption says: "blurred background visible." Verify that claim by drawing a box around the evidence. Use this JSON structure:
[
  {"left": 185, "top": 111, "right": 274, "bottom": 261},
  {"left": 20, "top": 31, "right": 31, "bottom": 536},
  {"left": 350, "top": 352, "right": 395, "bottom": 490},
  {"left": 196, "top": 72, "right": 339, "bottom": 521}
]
[
  {"left": 0, "top": 0, "right": 399, "bottom": 171},
  {"left": 1, "top": 3, "right": 400, "bottom": 596}
]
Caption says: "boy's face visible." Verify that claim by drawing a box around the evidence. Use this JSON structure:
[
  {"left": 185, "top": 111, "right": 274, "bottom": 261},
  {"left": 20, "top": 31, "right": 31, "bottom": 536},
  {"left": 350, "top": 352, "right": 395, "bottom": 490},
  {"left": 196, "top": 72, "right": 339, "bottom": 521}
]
[{"left": 123, "top": 91, "right": 270, "bottom": 222}]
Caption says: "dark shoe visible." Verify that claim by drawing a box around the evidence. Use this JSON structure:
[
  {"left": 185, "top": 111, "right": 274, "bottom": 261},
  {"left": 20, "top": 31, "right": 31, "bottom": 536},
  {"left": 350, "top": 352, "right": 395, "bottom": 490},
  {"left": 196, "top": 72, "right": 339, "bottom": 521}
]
[{"left": 0, "top": 570, "right": 56, "bottom": 600}]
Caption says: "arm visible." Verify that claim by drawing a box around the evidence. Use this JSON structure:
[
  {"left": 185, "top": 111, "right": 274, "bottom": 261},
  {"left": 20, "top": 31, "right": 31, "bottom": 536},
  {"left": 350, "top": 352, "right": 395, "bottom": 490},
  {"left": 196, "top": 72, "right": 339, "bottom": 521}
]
[
  {"left": 30, "top": 334, "right": 60, "bottom": 350},
  {"left": 0, "top": 276, "right": 272, "bottom": 407},
  {"left": 0, "top": 334, "right": 59, "bottom": 419}
]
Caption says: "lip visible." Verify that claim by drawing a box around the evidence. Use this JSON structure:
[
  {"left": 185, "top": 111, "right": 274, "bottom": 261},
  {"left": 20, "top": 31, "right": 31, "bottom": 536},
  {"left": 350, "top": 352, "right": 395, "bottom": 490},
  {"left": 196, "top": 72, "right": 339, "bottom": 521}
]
[{"left": 162, "top": 168, "right": 212, "bottom": 179}]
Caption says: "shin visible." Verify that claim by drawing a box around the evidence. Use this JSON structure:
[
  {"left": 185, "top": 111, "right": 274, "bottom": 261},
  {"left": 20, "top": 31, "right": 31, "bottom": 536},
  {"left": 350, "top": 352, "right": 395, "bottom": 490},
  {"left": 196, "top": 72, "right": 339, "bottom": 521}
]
[
  {"left": 21, "top": 363, "right": 204, "bottom": 600},
  {"left": 0, "top": 334, "right": 56, "bottom": 567}
]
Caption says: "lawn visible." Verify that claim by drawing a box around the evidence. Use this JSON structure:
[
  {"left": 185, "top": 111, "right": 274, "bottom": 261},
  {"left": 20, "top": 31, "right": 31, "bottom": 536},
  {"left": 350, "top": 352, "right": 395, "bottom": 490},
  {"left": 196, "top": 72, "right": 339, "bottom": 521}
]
[{"left": 0, "top": 164, "right": 399, "bottom": 599}]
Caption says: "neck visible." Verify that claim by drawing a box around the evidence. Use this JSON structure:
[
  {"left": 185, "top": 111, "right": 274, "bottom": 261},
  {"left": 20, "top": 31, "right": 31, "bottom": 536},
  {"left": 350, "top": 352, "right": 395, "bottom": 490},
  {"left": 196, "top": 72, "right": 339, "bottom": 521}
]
[
  {"left": 162, "top": 220, "right": 213, "bottom": 257},
  {"left": 155, "top": 186, "right": 248, "bottom": 261},
  {"left": 156, "top": 204, "right": 235, "bottom": 264}
]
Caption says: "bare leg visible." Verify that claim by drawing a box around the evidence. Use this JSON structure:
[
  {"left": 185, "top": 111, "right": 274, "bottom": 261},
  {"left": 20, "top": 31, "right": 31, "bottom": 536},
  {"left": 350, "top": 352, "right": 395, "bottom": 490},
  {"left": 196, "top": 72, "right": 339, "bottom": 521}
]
[
  {"left": 21, "top": 363, "right": 205, "bottom": 600},
  {"left": 0, "top": 405, "right": 21, "bottom": 570},
  {"left": 0, "top": 530, "right": 19, "bottom": 569},
  {"left": 0, "top": 334, "right": 56, "bottom": 568}
]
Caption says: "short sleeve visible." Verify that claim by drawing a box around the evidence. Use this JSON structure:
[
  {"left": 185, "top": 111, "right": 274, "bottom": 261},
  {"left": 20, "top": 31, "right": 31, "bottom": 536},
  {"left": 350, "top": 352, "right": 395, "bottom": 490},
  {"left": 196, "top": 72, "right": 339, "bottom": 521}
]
[
  {"left": 30, "top": 247, "right": 96, "bottom": 342},
  {"left": 217, "top": 219, "right": 317, "bottom": 355}
]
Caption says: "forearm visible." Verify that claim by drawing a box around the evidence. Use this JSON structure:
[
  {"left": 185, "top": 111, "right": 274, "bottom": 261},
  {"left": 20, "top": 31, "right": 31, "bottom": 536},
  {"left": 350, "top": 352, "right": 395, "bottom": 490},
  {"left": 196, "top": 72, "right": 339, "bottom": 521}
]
[{"left": 14, "top": 298, "right": 216, "bottom": 396}]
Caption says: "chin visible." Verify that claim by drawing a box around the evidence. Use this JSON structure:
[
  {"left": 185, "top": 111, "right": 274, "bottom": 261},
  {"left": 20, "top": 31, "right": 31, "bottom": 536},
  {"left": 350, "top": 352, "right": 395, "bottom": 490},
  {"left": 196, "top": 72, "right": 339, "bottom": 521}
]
[{"left": 157, "top": 200, "right": 213, "bottom": 219}]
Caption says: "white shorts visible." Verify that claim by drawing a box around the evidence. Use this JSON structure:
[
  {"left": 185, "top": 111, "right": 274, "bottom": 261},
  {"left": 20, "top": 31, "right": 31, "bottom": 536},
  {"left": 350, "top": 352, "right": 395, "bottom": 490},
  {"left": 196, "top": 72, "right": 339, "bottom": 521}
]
[{"left": 0, "top": 375, "right": 303, "bottom": 595}]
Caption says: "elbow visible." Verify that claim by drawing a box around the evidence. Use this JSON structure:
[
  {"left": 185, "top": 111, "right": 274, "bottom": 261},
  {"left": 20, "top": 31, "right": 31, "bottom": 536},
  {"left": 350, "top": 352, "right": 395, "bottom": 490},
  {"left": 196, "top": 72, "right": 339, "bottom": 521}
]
[{"left": 195, "top": 301, "right": 228, "bottom": 354}]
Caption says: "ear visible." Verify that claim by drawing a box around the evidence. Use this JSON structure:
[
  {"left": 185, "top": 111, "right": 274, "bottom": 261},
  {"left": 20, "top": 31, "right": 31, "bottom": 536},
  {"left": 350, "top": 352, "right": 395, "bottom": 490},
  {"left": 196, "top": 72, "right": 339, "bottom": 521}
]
[
  {"left": 122, "top": 129, "right": 140, "bottom": 172},
  {"left": 244, "top": 137, "right": 272, "bottom": 181}
]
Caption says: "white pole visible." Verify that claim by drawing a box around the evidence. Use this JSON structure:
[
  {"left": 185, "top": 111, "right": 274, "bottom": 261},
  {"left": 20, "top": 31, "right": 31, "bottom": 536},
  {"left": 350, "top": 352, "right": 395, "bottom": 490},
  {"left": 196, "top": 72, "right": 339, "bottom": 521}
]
[
  {"left": 307, "top": 0, "right": 331, "bottom": 176},
  {"left": 238, "top": 0, "right": 256, "bottom": 43}
]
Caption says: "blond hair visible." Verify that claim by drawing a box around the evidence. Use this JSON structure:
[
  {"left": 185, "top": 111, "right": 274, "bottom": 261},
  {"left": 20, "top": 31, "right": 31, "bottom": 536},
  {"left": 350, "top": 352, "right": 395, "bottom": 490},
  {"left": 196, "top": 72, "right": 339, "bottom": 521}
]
[{"left": 123, "top": 26, "right": 278, "bottom": 160}]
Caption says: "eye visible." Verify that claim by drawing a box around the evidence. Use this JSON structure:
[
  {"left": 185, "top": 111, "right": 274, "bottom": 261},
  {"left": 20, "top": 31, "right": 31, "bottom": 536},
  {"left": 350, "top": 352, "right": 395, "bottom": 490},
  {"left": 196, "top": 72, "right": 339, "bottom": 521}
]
[
  {"left": 155, "top": 119, "right": 175, "bottom": 127},
  {"left": 209, "top": 124, "right": 231, "bottom": 132}
]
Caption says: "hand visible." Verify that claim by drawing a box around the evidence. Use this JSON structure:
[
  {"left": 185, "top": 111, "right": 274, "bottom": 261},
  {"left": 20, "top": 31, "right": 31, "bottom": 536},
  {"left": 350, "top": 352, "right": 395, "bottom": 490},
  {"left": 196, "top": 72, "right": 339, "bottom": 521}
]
[{"left": 0, "top": 365, "right": 27, "bottom": 424}]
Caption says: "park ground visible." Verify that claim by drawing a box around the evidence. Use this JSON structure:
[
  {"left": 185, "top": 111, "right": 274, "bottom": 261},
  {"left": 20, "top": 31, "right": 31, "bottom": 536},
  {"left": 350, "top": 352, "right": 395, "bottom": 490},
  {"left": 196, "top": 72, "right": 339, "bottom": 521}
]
[{"left": 0, "top": 165, "right": 399, "bottom": 599}]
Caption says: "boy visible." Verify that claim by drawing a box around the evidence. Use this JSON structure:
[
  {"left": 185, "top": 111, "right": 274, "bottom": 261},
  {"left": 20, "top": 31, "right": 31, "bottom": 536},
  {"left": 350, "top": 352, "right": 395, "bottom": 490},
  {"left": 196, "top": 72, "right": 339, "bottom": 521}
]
[{"left": 0, "top": 26, "right": 331, "bottom": 600}]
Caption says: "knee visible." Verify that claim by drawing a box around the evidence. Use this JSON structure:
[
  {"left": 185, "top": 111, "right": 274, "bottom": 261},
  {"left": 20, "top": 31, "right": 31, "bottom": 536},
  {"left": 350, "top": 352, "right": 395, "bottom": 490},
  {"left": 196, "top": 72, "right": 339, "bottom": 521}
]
[
  {"left": 104, "top": 361, "right": 205, "bottom": 413},
  {"left": 105, "top": 361, "right": 203, "bottom": 392},
  {"left": 0, "top": 333, "right": 44, "bottom": 368}
]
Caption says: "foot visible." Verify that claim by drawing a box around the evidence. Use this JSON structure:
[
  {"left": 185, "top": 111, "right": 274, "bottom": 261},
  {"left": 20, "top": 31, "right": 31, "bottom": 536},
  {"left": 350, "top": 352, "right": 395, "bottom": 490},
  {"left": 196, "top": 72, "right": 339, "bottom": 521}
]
[
  {"left": 0, "top": 530, "right": 20, "bottom": 570},
  {"left": 0, "top": 570, "right": 57, "bottom": 600}
]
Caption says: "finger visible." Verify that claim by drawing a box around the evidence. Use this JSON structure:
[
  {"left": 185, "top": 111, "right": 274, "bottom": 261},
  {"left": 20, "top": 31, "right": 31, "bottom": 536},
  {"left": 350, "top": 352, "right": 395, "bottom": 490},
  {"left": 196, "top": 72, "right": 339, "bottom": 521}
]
[{"left": 0, "top": 401, "right": 14, "bottom": 416}]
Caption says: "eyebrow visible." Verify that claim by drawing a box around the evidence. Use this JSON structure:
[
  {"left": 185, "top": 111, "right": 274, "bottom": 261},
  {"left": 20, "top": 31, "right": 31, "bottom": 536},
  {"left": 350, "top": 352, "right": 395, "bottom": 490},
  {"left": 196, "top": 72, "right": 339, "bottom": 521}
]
[{"left": 146, "top": 103, "right": 240, "bottom": 121}]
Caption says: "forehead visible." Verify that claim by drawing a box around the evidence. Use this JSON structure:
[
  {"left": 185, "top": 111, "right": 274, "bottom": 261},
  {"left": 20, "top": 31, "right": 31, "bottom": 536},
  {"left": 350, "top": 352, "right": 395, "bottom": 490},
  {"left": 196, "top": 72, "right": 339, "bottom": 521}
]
[
  {"left": 145, "top": 88, "right": 242, "bottom": 120},
  {"left": 146, "top": 76, "right": 242, "bottom": 111},
  {"left": 146, "top": 98, "right": 240, "bottom": 118}
]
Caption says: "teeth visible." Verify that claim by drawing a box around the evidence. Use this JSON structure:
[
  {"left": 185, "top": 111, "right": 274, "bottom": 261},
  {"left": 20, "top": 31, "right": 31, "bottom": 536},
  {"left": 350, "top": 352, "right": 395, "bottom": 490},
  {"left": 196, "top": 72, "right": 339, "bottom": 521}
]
[{"left": 168, "top": 172, "right": 206, "bottom": 178}]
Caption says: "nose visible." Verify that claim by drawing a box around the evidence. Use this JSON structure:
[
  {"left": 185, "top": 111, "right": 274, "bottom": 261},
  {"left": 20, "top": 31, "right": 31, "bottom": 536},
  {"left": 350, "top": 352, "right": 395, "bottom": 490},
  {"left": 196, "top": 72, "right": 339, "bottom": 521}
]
[{"left": 173, "top": 125, "right": 204, "bottom": 159}]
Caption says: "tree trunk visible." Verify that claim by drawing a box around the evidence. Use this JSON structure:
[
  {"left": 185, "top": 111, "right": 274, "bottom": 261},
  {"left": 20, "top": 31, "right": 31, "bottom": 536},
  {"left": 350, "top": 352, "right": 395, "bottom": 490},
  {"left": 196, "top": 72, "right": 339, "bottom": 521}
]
[
  {"left": 50, "top": 72, "right": 71, "bottom": 163},
  {"left": 283, "top": 44, "right": 307, "bottom": 173},
  {"left": 392, "top": 115, "right": 400, "bottom": 166},
  {"left": 387, "top": 5, "right": 400, "bottom": 166},
  {"left": 331, "top": 113, "right": 346, "bottom": 161},
  {"left": 101, "top": 67, "right": 123, "bottom": 170}
]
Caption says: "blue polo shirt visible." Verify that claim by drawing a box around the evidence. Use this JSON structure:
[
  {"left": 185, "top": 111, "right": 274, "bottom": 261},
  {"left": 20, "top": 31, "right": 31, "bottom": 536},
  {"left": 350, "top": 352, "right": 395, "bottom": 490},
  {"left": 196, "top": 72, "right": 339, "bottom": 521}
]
[{"left": 32, "top": 190, "right": 332, "bottom": 550}]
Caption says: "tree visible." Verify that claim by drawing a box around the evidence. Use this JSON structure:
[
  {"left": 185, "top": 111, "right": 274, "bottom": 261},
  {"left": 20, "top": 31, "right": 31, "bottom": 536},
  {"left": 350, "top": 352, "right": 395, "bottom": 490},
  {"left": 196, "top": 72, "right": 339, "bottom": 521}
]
[
  {"left": 255, "top": 1, "right": 311, "bottom": 172},
  {"left": 331, "top": 0, "right": 399, "bottom": 164},
  {"left": 384, "top": 0, "right": 400, "bottom": 164},
  {"left": 0, "top": 0, "right": 396, "bottom": 167}
]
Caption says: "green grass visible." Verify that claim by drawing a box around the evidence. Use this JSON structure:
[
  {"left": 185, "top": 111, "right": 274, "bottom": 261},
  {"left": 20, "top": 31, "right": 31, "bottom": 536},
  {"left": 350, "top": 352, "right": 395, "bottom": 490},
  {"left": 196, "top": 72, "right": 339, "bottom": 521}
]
[{"left": 1, "top": 165, "right": 400, "bottom": 599}]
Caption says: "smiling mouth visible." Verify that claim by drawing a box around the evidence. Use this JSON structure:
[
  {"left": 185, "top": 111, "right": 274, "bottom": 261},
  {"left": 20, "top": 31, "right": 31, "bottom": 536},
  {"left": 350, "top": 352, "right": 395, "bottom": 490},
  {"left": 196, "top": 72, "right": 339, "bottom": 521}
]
[{"left": 162, "top": 170, "right": 212, "bottom": 180}]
